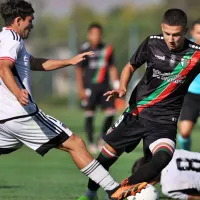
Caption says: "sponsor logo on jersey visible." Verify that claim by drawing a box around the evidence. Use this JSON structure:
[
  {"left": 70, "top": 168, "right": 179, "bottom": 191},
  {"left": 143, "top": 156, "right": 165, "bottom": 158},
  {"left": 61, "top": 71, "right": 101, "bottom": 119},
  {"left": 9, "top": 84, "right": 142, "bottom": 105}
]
[
  {"left": 181, "top": 58, "right": 191, "bottom": 68},
  {"left": 153, "top": 69, "right": 186, "bottom": 83},
  {"left": 155, "top": 54, "right": 165, "bottom": 61}
]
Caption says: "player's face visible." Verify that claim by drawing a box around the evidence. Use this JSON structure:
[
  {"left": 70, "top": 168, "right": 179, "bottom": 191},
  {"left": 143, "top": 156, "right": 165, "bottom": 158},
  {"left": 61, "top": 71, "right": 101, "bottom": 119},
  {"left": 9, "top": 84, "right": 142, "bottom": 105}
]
[
  {"left": 88, "top": 28, "right": 102, "bottom": 46},
  {"left": 190, "top": 24, "right": 200, "bottom": 45},
  {"left": 18, "top": 15, "right": 34, "bottom": 39},
  {"left": 161, "top": 23, "right": 188, "bottom": 51}
]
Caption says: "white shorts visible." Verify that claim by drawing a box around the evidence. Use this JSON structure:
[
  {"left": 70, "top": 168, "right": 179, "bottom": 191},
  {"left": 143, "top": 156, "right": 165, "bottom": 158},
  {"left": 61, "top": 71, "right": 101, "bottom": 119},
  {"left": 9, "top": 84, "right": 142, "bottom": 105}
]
[{"left": 0, "top": 109, "right": 73, "bottom": 156}]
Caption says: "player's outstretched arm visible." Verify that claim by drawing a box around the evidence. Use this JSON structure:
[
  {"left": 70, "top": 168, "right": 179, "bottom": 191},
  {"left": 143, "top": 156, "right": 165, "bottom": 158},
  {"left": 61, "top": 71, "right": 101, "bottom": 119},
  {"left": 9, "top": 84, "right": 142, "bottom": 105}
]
[
  {"left": 30, "top": 51, "right": 94, "bottom": 71},
  {"left": 0, "top": 60, "right": 29, "bottom": 106},
  {"left": 104, "top": 62, "right": 136, "bottom": 101}
]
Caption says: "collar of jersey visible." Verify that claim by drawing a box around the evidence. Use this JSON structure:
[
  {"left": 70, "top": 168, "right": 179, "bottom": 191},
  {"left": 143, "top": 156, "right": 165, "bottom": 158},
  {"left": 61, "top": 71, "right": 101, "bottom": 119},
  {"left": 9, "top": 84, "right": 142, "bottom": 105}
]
[{"left": 2, "top": 27, "right": 18, "bottom": 33}]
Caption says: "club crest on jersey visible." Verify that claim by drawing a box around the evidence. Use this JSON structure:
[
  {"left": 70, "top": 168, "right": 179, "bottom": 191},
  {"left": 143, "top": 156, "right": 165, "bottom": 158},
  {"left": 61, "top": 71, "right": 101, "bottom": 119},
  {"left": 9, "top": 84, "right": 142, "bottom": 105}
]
[{"left": 181, "top": 58, "right": 191, "bottom": 68}]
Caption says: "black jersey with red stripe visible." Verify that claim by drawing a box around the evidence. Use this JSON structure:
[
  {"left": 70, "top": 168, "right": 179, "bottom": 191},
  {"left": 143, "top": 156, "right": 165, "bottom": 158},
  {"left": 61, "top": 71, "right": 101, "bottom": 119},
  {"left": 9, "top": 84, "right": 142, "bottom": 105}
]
[
  {"left": 127, "top": 34, "right": 200, "bottom": 124},
  {"left": 78, "top": 42, "right": 115, "bottom": 88}
]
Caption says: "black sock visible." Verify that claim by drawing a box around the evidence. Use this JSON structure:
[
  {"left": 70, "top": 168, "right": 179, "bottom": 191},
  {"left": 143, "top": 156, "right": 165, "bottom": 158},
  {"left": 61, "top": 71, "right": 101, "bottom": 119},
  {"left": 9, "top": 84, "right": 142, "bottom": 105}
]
[
  {"left": 128, "top": 151, "right": 172, "bottom": 184},
  {"left": 85, "top": 116, "right": 94, "bottom": 144},
  {"left": 100, "top": 115, "right": 114, "bottom": 138},
  {"left": 88, "top": 148, "right": 118, "bottom": 191}
]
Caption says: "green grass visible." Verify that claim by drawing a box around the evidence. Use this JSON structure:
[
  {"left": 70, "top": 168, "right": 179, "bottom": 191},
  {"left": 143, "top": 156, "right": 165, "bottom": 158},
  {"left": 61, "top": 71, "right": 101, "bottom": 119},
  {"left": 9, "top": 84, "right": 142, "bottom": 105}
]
[{"left": 1, "top": 105, "right": 200, "bottom": 200}]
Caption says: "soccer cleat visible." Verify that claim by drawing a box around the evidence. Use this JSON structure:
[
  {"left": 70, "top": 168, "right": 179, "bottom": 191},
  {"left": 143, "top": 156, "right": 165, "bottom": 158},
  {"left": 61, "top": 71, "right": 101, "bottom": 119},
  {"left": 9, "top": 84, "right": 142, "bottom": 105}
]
[
  {"left": 108, "top": 182, "right": 147, "bottom": 200},
  {"left": 77, "top": 195, "right": 98, "bottom": 200}
]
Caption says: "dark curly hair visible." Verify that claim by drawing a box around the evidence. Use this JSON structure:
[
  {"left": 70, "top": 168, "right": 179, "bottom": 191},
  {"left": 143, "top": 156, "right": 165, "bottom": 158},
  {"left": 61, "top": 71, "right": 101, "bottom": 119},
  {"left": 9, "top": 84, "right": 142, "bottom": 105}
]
[{"left": 0, "top": 0, "right": 34, "bottom": 26}]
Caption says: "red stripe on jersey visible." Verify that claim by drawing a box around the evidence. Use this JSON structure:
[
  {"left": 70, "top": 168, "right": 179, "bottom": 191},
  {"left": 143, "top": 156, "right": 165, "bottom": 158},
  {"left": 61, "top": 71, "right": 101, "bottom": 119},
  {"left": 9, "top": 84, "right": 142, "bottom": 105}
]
[
  {"left": 132, "top": 51, "right": 200, "bottom": 115},
  {"left": 97, "top": 45, "right": 113, "bottom": 83}
]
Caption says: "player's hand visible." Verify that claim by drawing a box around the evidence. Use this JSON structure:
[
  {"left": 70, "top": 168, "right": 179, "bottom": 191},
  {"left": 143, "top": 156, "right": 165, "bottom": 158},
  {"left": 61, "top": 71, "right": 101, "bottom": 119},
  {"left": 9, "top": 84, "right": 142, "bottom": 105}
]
[
  {"left": 103, "top": 89, "right": 126, "bottom": 101},
  {"left": 17, "top": 89, "right": 29, "bottom": 106},
  {"left": 70, "top": 51, "right": 94, "bottom": 65}
]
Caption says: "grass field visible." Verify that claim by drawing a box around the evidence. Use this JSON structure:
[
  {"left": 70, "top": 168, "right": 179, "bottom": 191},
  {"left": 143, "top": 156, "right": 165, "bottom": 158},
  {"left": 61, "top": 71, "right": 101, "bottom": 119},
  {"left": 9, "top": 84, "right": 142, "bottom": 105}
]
[{"left": 1, "top": 105, "right": 200, "bottom": 200}]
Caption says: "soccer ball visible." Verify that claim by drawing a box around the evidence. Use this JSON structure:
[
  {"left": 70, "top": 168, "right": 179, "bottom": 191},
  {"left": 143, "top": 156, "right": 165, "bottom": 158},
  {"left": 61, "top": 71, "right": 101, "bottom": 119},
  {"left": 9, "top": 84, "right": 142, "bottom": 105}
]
[{"left": 127, "top": 184, "right": 159, "bottom": 200}]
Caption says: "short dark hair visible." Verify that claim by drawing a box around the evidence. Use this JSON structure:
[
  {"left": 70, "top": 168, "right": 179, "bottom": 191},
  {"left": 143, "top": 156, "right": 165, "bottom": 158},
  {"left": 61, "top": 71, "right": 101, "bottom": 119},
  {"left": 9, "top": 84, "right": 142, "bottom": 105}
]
[
  {"left": 88, "top": 22, "right": 103, "bottom": 32},
  {"left": 162, "top": 8, "right": 187, "bottom": 28},
  {"left": 0, "top": 0, "right": 34, "bottom": 26},
  {"left": 191, "top": 19, "right": 200, "bottom": 29},
  {"left": 132, "top": 157, "right": 161, "bottom": 183}
]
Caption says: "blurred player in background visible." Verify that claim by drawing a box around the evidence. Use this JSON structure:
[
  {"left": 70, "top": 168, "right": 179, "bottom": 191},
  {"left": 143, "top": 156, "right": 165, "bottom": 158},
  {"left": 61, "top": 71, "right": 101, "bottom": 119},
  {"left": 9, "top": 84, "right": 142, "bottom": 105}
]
[
  {"left": 132, "top": 150, "right": 200, "bottom": 200},
  {"left": 76, "top": 23, "right": 119, "bottom": 153},
  {"left": 0, "top": 1, "right": 147, "bottom": 199},
  {"left": 178, "top": 19, "right": 200, "bottom": 151}
]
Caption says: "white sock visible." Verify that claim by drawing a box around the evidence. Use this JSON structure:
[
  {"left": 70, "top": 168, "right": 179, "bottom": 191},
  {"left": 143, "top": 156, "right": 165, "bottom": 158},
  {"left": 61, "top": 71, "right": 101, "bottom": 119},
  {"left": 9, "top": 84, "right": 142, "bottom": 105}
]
[{"left": 81, "top": 160, "right": 119, "bottom": 191}]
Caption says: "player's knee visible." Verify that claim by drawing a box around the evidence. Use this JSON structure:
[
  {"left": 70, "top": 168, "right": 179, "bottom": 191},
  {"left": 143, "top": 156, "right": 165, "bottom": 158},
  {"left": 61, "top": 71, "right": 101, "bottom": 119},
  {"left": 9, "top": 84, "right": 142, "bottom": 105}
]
[
  {"left": 179, "top": 126, "right": 191, "bottom": 138},
  {"left": 85, "top": 110, "right": 94, "bottom": 118},
  {"left": 71, "top": 135, "right": 86, "bottom": 150},
  {"left": 61, "top": 134, "right": 86, "bottom": 152},
  {"left": 180, "top": 131, "right": 191, "bottom": 138},
  {"left": 179, "top": 121, "right": 193, "bottom": 138}
]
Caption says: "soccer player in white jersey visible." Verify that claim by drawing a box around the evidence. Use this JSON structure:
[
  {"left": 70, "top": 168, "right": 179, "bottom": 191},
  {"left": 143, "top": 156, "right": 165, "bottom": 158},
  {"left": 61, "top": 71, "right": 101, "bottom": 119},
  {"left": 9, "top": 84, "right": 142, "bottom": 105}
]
[
  {"left": 132, "top": 150, "right": 200, "bottom": 200},
  {"left": 0, "top": 1, "right": 147, "bottom": 199}
]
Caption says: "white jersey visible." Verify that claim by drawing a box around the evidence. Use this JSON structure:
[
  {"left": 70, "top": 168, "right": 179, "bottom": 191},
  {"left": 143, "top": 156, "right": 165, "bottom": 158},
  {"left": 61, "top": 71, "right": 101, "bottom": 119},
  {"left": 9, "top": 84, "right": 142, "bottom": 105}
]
[
  {"left": 161, "top": 149, "right": 200, "bottom": 199},
  {"left": 0, "top": 27, "right": 38, "bottom": 122}
]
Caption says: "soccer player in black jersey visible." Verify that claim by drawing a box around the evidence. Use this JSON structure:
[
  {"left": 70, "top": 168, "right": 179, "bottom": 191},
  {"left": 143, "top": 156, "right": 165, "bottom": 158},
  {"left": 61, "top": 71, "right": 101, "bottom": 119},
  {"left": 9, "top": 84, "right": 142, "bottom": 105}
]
[
  {"left": 76, "top": 23, "right": 119, "bottom": 154},
  {"left": 78, "top": 8, "right": 200, "bottom": 200}
]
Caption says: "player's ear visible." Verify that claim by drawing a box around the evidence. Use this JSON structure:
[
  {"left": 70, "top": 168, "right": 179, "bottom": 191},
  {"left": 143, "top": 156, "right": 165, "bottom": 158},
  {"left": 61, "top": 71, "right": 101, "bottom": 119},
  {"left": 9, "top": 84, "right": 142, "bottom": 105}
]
[
  {"left": 15, "top": 16, "right": 22, "bottom": 26},
  {"left": 161, "top": 23, "right": 164, "bottom": 32}
]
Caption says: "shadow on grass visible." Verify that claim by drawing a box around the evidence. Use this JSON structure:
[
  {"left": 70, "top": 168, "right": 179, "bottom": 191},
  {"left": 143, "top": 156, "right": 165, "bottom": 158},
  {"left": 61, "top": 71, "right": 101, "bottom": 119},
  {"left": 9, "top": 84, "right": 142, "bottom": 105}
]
[{"left": 0, "top": 185, "right": 22, "bottom": 189}]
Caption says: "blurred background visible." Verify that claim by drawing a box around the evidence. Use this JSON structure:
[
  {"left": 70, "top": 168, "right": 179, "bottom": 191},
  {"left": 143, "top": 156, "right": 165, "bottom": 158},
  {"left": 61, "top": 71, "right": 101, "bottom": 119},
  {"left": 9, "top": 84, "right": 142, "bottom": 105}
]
[
  {"left": 1, "top": 0, "right": 199, "bottom": 106},
  {"left": 1, "top": 1, "right": 200, "bottom": 200}
]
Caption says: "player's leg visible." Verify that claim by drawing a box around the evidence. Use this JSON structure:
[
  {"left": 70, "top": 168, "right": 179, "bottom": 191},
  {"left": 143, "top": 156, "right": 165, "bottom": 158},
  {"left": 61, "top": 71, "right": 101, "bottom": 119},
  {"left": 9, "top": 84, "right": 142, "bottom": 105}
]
[
  {"left": 178, "top": 121, "right": 194, "bottom": 150},
  {"left": 85, "top": 110, "right": 97, "bottom": 153},
  {"left": 98, "top": 89, "right": 116, "bottom": 151},
  {"left": 79, "top": 112, "right": 147, "bottom": 200},
  {"left": 0, "top": 123, "right": 23, "bottom": 155},
  {"left": 127, "top": 144, "right": 174, "bottom": 184},
  {"left": 5, "top": 111, "right": 120, "bottom": 194},
  {"left": 127, "top": 119, "right": 176, "bottom": 185},
  {"left": 98, "top": 108, "right": 116, "bottom": 151},
  {"left": 178, "top": 92, "right": 199, "bottom": 150},
  {"left": 84, "top": 88, "right": 98, "bottom": 154},
  {"left": 5, "top": 110, "right": 145, "bottom": 200}
]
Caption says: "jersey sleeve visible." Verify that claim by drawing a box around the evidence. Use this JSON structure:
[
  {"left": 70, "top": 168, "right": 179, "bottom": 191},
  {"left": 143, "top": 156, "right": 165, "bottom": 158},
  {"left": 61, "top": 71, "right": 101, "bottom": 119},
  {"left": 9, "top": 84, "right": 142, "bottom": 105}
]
[
  {"left": 0, "top": 39, "right": 21, "bottom": 62},
  {"left": 130, "top": 36, "right": 150, "bottom": 68}
]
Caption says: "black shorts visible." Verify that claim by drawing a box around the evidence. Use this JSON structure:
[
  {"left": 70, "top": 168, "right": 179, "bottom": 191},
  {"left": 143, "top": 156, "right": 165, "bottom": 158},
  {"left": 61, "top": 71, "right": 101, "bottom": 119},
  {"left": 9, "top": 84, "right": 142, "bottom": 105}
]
[
  {"left": 83, "top": 86, "right": 115, "bottom": 111},
  {"left": 180, "top": 92, "right": 200, "bottom": 123},
  {"left": 103, "top": 112, "right": 177, "bottom": 158}
]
